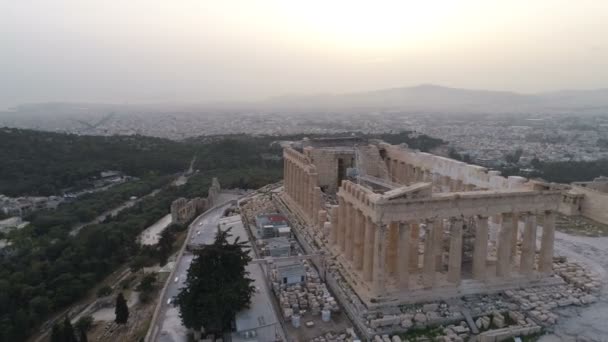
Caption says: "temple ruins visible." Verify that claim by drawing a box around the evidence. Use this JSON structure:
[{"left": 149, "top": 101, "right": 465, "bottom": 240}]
[{"left": 280, "top": 138, "right": 563, "bottom": 305}]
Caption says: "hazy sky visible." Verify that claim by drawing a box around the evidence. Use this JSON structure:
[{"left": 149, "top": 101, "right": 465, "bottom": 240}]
[{"left": 1, "top": 0, "right": 607, "bottom": 107}]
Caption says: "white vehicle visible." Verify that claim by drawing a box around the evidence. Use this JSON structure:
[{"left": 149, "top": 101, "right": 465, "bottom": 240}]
[
  {"left": 167, "top": 298, "right": 172, "bottom": 305},
  {"left": 196, "top": 231, "right": 201, "bottom": 235},
  {"left": 174, "top": 276, "right": 179, "bottom": 283}
]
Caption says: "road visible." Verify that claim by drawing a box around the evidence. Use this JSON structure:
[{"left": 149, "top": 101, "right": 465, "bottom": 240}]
[
  {"left": 139, "top": 214, "right": 173, "bottom": 245},
  {"left": 69, "top": 189, "right": 161, "bottom": 236},
  {"left": 152, "top": 194, "right": 238, "bottom": 342}
]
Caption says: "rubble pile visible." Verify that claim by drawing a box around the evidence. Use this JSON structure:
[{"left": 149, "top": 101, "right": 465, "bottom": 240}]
[
  {"left": 365, "top": 302, "right": 464, "bottom": 334},
  {"left": 505, "top": 282, "right": 598, "bottom": 326},
  {"left": 272, "top": 265, "right": 340, "bottom": 320},
  {"left": 461, "top": 294, "right": 512, "bottom": 316},
  {"left": 241, "top": 194, "right": 276, "bottom": 223},
  {"left": 554, "top": 259, "right": 602, "bottom": 294}
]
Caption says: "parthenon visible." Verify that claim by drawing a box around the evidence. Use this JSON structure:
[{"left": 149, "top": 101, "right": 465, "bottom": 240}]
[{"left": 281, "top": 137, "right": 562, "bottom": 305}]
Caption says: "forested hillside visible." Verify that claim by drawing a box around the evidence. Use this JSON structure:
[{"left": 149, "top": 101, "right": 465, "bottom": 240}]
[{"left": 0, "top": 128, "right": 194, "bottom": 196}]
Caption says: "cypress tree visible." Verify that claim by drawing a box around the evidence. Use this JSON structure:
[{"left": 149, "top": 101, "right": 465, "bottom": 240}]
[
  {"left": 78, "top": 329, "right": 88, "bottom": 342},
  {"left": 50, "top": 323, "right": 62, "bottom": 342},
  {"left": 62, "top": 317, "right": 77, "bottom": 342},
  {"left": 177, "top": 227, "right": 254, "bottom": 333},
  {"left": 115, "top": 293, "right": 129, "bottom": 324}
]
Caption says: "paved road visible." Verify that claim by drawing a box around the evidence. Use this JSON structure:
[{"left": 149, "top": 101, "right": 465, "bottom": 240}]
[{"left": 154, "top": 195, "right": 237, "bottom": 342}]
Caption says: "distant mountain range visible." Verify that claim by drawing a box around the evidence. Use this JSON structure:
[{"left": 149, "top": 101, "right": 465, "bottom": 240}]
[
  {"left": 3, "top": 84, "right": 608, "bottom": 115},
  {"left": 263, "top": 84, "right": 608, "bottom": 114}
]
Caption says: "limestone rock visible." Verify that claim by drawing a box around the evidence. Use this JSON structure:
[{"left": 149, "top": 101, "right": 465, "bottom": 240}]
[{"left": 414, "top": 313, "right": 427, "bottom": 324}]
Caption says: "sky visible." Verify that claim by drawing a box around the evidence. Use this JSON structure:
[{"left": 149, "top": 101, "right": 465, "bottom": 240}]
[{"left": 1, "top": 0, "right": 607, "bottom": 107}]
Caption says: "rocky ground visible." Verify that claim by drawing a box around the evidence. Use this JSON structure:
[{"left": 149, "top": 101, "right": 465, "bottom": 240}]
[
  {"left": 539, "top": 232, "right": 608, "bottom": 341},
  {"left": 556, "top": 215, "right": 608, "bottom": 237}
]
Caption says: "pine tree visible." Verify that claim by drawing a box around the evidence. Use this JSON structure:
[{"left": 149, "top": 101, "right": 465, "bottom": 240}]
[
  {"left": 114, "top": 293, "right": 129, "bottom": 324},
  {"left": 50, "top": 323, "right": 62, "bottom": 342},
  {"left": 177, "top": 227, "right": 255, "bottom": 333}
]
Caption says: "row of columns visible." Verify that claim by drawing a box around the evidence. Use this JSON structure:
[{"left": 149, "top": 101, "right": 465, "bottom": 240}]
[
  {"left": 329, "top": 198, "right": 556, "bottom": 297},
  {"left": 385, "top": 158, "right": 476, "bottom": 192},
  {"left": 284, "top": 158, "right": 323, "bottom": 227}
]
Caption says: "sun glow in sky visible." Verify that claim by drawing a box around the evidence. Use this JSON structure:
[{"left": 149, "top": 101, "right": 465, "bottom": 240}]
[
  {"left": 278, "top": 0, "right": 462, "bottom": 50},
  {"left": 1, "top": 0, "right": 607, "bottom": 106}
]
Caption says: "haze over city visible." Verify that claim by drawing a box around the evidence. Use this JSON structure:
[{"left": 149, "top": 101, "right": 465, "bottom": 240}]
[{"left": 2, "top": 0, "right": 608, "bottom": 108}]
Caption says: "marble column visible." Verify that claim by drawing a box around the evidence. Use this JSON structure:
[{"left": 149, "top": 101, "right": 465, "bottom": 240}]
[
  {"left": 496, "top": 213, "right": 513, "bottom": 278},
  {"left": 447, "top": 218, "right": 463, "bottom": 284},
  {"left": 353, "top": 209, "right": 364, "bottom": 270},
  {"left": 405, "top": 165, "right": 413, "bottom": 183},
  {"left": 386, "top": 222, "right": 399, "bottom": 275},
  {"left": 423, "top": 220, "right": 438, "bottom": 288},
  {"left": 295, "top": 167, "right": 301, "bottom": 204},
  {"left": 372, "top": 225, "right": 387, "bottom": 296},
  {"left": 399, "top": 162, "right": 406, "bottom": 184},
  {"left": 409, "top": 222, "right": 420, "bottom": 271},
  {"left": 337, "top": 198, "right": 346, "bottom": 250},
  {"left": 510, "top": 212, "right": 520, "bottom": 260},
  {"left": 434, "top": 220, "right": 444, "bottom": 271},
  {"left": 363, "top": 216, "right": 375, "bottom": 281},
  {"left": 286, "top": 161, "right": 291, "bottom": 196},
  {"left": 306, "top": 174, "right": 313, "bottom": 217},
  {"left": 329, "top": 206, "right": 339, "bottom": 245},
  {"left": 290, "top": 162, "right": 296, "bottom": 198},
  {"left": 345, "top": 203, "right": 354, "bottom": 261},
  {"left": 317, "top": 210, "right": 327, "bottom": 233},
  {"left": 539, "top": 210, "right": 555, "bottom": 274},
  {"left": 283, "top": 158, "right": 289, "bottom": 193},
  {"left": 391, "top": 159, "right": 399, "bottom": 183},
  {"left": 299, "top": 169, "right": 305, "bottom": 207},
  {"left": 472, "top": 215, "right": 489, "bottom": 280},
  {"left": 520, "top": 213, "right": 537, "bottom": 276},
  {"left": 397, "top": 222, "right": 411, "bottom": 289}
]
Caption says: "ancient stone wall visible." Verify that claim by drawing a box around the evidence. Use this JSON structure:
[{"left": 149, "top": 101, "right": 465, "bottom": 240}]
[
  {"left": 573, "top": 186, "right": 608, "bottom": 224},
  {"left": 379, "top": 143, "right": 530, "bottom": 190},
  {"left": 308, "top": 148, "right": 354, "bottom": 194}
]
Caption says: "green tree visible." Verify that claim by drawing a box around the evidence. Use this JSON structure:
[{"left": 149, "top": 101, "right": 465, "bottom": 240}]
[
  {"left": 96, "top": 285, "right": 112, "bottom": 298},
  {"left": 62, "top": 317, "right": 77, "bottom": 342},
  {"left": 50, "top": 323, "right": 62, "bottom": 342},
  {"left": 114, "top": 293, "right": 129, "bottom": 324},
  {"left": 157, "top": 228, "right": 176, "bottom": 266},
  {"left": 177, "top": 227, "right": 255, "bottom": 333},
  {"left": 74, "top": 315, "right": 93, "bottom": 335},
  {"left": 136, "top": 273, "right": 157, "bottom": 293}
]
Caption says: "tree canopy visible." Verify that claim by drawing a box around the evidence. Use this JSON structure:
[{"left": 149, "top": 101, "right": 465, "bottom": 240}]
[{"left": 177, "top": 228, "right": 255, "bottom": 333}]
